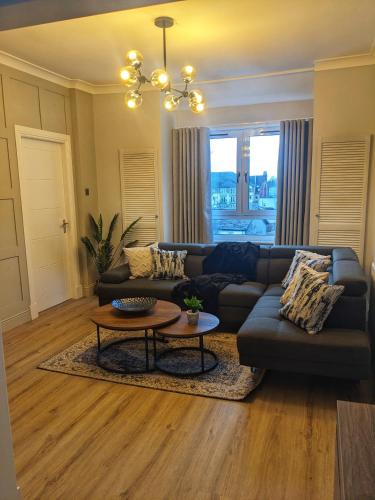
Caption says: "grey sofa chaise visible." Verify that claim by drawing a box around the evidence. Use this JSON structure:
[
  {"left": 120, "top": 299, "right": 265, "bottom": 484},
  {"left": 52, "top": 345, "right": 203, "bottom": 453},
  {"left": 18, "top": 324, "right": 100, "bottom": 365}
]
[{"left": 97, "top": 243, "right": 372, "bottom": 380}]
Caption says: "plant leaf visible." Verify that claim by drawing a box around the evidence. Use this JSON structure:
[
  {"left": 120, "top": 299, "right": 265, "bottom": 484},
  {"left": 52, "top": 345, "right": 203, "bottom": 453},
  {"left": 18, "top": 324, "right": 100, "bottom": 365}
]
[
  {"left": 106, "top": 213, "right": 119, "bottom": 242},
  {"left": 88, "top": 214, "right": 101, "bottom": 243},
  {"left": 124, "top": 239, "right": 139, "bottom": 248},
  {"left": 81, "top": 236, "right": 97, "bottom": 259},
  {"left": 98, "top": 214, "right": 103, "bottom": 241},
  {"left": 119, "top": 216, "right": 142, "bottom": 242}
]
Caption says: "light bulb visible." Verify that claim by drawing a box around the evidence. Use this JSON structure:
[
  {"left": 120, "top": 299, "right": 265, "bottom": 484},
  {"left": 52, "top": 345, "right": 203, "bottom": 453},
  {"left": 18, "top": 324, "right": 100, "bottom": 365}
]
[
  {"left": 119, "top": 65, "right": 138, "bottom": 86},
  {"left": 125, "top": 50, "right": 143, "bottom": 68},
  {"left": 181, "top": 65, "right": 196, "bottom": 83},
  {"left": 189, "top": 100, "right": 206, "bottom": 114},
  {"left": 189, "top": 89, "right": 204, "bottom": 105},
  {"left": 163, "top": 94, "right": 178, "bottom": 111},
  {"left": 125, "top": 90, "right": 142, "bottom": 109},
  {"left": 150, "top": 68, "right": 170, "bottom": 90}
]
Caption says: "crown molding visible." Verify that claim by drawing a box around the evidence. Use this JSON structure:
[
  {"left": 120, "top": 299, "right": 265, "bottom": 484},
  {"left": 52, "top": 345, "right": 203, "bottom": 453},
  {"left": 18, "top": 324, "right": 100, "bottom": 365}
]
[
  {"left": 0, "top": 49, "right": 314, "bottom": 95},
  {"left": 0, "top": 49, "right": 95, "bottom": 90},
  {"left": 314, "top": 53, "right": 375, "bottom": 71},
  {"left": 2, "top": 46, "right": 373, "bottom": 96}
]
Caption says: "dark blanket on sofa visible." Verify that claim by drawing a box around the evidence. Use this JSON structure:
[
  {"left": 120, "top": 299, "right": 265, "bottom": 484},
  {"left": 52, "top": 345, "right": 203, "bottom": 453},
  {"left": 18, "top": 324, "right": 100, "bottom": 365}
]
[
  {"left": 173, "top": 242, "right": 260, "bottom": 314},
  {"left": 172, "top": 273, "right": 250, "bottom": 314},
  {"left": 202, "top": 242, "right": 260, "bottom": 277}
]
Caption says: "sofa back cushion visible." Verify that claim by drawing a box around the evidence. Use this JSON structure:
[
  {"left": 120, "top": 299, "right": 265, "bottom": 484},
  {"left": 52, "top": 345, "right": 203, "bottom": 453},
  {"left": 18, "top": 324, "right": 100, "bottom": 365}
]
[{"left": 159, "top": 242, "right": 214, "bottom": 277}]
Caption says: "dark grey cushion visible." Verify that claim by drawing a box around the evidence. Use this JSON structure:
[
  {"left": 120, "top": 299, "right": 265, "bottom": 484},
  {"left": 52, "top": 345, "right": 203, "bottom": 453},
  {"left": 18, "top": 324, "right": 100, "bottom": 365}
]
[
  {"left": 97, "top": 278, "right": 183, "bottom": 304},
  {"left": 184, "top": 255, "right": 204, "bottom": 277},
  {"left": 217, "top": 306, "right": 251, "bottom": 330},
  {"left": 100, "top": 264, "right": 131, "bottom": 283},
  {"left": 263, "top": 284, "right": 284, "bottom": 296},
  {"left": 159, "top": 242, "right": 214, "bottom": 256},
  {"left": 218, "top": 281, "right": 265, "bottom": 308},
  {"left": 269, "top": 245, "right": 333, "bottom": 259},
  {"left": 332, "top": 258, "right": 367, "bottom": 296},
  {"left": 237, "top": 295, "right": 371, "bottom": 378}
]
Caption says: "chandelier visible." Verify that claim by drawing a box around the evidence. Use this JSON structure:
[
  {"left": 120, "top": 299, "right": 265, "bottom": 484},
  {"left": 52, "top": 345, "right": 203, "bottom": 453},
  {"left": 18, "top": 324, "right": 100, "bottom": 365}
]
[{"left": 119, "top": 16, "right": 206, "bottom": 113}]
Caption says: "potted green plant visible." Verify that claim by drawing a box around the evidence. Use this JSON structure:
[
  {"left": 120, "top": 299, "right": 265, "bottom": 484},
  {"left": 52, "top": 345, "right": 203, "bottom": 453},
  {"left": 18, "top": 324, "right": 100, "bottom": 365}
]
[
  {"left": 183, "top": 296, "right": 203, "bottom": 326},
  {"left": 81, "top": 213, "right": 141, "bottom": 285}
]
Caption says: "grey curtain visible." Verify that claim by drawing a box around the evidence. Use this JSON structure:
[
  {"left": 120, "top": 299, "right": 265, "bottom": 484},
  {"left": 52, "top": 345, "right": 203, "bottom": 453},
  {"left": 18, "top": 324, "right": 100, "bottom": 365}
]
[
  {"left": 172, "top": 127, "right": 212, "bottom": 243},
  {"left": 275, "top": 119, "right": 313, "bottom": 245}
]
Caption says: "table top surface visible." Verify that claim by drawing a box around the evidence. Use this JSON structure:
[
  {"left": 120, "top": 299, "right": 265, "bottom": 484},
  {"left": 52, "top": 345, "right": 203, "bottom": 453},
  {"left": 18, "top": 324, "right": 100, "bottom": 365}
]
[
  {"left": 336, "top": 400, "right": 375, "bottom": 500},
  {"left": 156, "top": 311, "right": 220, "bottom": 338},
  {"left": 91, "top": 300, "right": 181, "bottom": 331}
]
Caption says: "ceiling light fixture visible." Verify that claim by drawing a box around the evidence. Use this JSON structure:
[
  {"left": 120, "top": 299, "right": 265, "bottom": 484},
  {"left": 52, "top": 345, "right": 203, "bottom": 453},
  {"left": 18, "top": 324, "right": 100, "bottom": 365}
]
[{"left": 120, "top": 16, "right": 206, "bottom": 113}]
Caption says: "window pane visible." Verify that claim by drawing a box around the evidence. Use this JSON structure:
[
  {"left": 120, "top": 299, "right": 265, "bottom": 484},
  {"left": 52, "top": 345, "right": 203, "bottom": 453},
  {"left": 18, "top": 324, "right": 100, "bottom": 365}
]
[
  {"left": 210, "top": 137, "right": 237, "bottom": 210},
  {"left": 248, "top": 135, "right": 279, "bottom": 211},
  {"left": 212, "top": 216, "right": 276, "bottom": 244}
]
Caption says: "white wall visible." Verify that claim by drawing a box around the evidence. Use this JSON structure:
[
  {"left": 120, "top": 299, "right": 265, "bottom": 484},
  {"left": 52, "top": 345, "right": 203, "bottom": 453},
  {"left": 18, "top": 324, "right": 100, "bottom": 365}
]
[{"left": 174, "top": 99, "right": 313, "bottom": 128}]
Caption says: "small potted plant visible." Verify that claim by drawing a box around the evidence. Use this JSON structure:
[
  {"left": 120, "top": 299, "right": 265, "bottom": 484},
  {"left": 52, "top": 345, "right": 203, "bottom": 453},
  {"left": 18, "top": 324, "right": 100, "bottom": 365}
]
[{"left": 184, "top": 296, "right": 203, "bottom": 326}]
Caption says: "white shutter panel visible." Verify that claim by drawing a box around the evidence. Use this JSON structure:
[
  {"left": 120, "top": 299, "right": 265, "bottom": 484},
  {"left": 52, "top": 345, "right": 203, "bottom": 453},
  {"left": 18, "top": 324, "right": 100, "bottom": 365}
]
[
  {"left": 119, "top": 149, "right": 159, "bottom": 245},
  {"left": 314, "top": 136, "right": 370, "bottom": 263}
]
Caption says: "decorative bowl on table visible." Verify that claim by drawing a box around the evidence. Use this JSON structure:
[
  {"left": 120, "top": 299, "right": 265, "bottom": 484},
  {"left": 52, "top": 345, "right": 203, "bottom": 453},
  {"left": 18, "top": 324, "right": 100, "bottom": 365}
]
[{"left": 111, "top": 297, "right": 157, "bottom": 314}]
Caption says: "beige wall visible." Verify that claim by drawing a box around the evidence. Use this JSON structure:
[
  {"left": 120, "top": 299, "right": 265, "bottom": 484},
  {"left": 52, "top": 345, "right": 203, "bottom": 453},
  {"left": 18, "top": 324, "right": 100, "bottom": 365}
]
[
  {"left": 311, "top": 65, "right": 375, "bottom": 272},
  {"left": 0, "top": 64, "right": 72, "bottom": 330},
  {"left": 92, "top": 90, "right": 169, "bottom": 243},
  {"left": 174, "top": 99, "right": 314, "bottom": 128},
  {"left": 70, "top": 89, "right": 99, "bottom": 294}
]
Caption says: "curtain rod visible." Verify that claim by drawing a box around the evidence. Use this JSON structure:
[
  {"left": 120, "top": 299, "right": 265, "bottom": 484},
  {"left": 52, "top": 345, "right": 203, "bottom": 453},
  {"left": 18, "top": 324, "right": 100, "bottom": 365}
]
[{"left": 209, "top": 117, "right": 313, "bottom": 130}]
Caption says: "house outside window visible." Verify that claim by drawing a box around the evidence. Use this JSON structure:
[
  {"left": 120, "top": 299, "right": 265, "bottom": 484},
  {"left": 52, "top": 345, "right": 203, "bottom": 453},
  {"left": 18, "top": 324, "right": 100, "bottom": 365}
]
[{"left": 210, "top": 127, "right": 280, "bottom": 244}]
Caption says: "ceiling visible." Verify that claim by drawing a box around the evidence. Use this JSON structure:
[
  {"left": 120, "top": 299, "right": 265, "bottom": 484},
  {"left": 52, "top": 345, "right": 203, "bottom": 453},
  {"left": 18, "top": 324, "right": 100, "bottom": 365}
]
[{"left": 0, "top": 0, "right": 374, "bottom": 106}]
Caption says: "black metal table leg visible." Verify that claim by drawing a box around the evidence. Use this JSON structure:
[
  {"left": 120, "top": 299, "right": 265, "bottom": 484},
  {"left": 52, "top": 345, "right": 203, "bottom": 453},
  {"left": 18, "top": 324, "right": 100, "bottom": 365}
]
[
  {"left": 96, "top": 325, "right": 101, "bottom": 352},
  {"left": 145, "top": 329, "right": 149, "bottom": 371},
  {"left": 152, "top": 330, "right": 157, "bottom": 363},
  {"left": 199, "top": 335, "right": 205, "bottom": 372}
]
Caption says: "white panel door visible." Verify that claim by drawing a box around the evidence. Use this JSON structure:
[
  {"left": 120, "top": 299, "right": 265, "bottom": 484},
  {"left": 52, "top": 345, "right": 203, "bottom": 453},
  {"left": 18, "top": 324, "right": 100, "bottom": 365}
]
[{"left": 20, "top": 137, "right": 70, "bottom": 312}]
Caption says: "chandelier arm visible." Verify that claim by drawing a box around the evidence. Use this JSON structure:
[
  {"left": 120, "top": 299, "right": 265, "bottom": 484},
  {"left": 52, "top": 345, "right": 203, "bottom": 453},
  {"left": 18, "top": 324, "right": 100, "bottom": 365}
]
[{"left": 170, "top": 87, "right": 184, "bottom": 95}]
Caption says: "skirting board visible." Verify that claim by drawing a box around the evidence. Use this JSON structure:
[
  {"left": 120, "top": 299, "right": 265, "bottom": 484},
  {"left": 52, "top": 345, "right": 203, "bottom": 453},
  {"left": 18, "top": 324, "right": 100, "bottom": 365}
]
[
  {"left": 1, "top": 309, "right": 31, "bottom": 332},
  {"left": 83, "top": 282, "right": 96, "bottom": 297}
]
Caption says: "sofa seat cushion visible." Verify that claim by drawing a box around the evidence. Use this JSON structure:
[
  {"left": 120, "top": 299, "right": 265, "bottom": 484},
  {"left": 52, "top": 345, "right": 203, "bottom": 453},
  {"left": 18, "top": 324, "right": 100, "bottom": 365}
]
[
  {"left": 218, "top": 281, "right": 265, "bottom": 308},
  {"left": 98, "top": 278, "right": 184, "bottom": 302},
  {"left": 263, "top": 284, "right": 284, "bottom": 297},
  {"left": 237, "top": 295, "right": 371, "bottom": 368}
]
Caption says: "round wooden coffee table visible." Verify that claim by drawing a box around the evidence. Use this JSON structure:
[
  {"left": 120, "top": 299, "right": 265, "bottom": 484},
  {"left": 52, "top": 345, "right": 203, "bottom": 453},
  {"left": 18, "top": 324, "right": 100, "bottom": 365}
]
[
  {"left": 154, "top": 312, "right": 220, "bottom": 376},
  {"left": 91, "top": 300, "right": 181, "bottom": 374}
]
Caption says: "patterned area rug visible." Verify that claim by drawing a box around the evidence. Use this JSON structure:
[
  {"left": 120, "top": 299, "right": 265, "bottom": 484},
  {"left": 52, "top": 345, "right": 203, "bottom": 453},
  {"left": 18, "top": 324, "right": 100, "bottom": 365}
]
[{"left": 38, "top": 330, "right": 265, "bottom": 401}]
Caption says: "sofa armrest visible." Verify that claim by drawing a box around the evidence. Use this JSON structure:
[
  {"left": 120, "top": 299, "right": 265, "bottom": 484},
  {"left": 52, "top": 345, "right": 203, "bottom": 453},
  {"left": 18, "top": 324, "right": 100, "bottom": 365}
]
[
  {"left": 100, "top": 264, "right": 131, "bottom": 284},
  {"left": 332, "top": 248, "right": 367, "bottom": 296}
]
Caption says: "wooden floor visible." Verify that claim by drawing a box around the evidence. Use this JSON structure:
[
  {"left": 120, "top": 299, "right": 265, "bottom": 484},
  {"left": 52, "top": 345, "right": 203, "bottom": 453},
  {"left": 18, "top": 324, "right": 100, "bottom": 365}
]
[{"left": 4, "top": 297, "right": 374, "bottom": 500}]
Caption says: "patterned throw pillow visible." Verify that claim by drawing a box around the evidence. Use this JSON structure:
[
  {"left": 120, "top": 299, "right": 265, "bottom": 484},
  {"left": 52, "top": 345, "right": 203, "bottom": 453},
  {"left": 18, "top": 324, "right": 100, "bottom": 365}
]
[
  {"left": 124, "top": 244, "right": 157, "bottom": 278},
  {"left": 282, "top": 250, "right": 331, "bottom": 289},
  {"left": 150, "top": 248, "right": 187, "bottom": 280},
  {"left": 280, "top": 264, "right": 344, "bottom": 334},
  {"left": 280, "top": 262, "right": 329, "bottom": 305}
]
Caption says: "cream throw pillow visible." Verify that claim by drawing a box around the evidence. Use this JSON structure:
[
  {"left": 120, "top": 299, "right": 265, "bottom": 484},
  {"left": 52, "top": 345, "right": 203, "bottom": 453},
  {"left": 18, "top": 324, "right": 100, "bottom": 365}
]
[
  {"left": 282, "top": 250, "right": 331, "bottom": 289},
  {"left": 280, "top": 264, "right": 344, "bottom": 335},
  {"left": 280, "top": 261, "right": 329, "bottom": 305},
  {"left": 124, "top": 244, "right": 158, "bottom": 278}
]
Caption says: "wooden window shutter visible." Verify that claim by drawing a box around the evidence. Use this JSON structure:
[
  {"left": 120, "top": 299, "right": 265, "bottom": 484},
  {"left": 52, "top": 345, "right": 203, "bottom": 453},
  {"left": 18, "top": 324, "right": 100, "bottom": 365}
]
[
  {"left": 313, "top": 136, "right": 371, "bottom": 263},
  {"left": 119, "top": 149, "right": 160, "bottom": 246}
]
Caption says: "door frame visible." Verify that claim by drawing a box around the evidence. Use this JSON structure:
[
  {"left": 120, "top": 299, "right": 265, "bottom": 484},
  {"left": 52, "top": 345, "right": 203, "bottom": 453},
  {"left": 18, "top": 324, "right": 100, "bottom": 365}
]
[{"left": 15, "top": 125, "right": 82, "bottom": 319}]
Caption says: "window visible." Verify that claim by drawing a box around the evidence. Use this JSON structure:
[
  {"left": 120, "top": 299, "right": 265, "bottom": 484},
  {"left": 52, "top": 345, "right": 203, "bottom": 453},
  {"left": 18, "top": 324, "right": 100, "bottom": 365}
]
[{"left": 210, "top": 128, "right": 280, "bottom": 244}]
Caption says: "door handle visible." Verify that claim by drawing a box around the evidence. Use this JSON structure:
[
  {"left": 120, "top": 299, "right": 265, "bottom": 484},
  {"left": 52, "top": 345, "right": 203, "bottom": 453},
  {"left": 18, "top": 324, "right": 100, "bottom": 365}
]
[{"left": 61, "top": 219, "right": 69, "bottom": 233}]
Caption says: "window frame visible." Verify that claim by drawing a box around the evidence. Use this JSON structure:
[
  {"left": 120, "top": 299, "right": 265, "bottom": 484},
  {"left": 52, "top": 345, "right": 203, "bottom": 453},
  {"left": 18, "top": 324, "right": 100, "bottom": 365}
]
[{"left": 209, "top": 125, "right": 280, "bottom": 243}]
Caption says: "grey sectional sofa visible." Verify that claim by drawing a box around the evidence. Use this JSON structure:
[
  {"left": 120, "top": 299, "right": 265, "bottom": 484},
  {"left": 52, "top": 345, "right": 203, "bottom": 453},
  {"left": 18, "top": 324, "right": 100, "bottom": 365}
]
[{"left": 97, "top": 243, "right": 372, "bottom": 380}]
